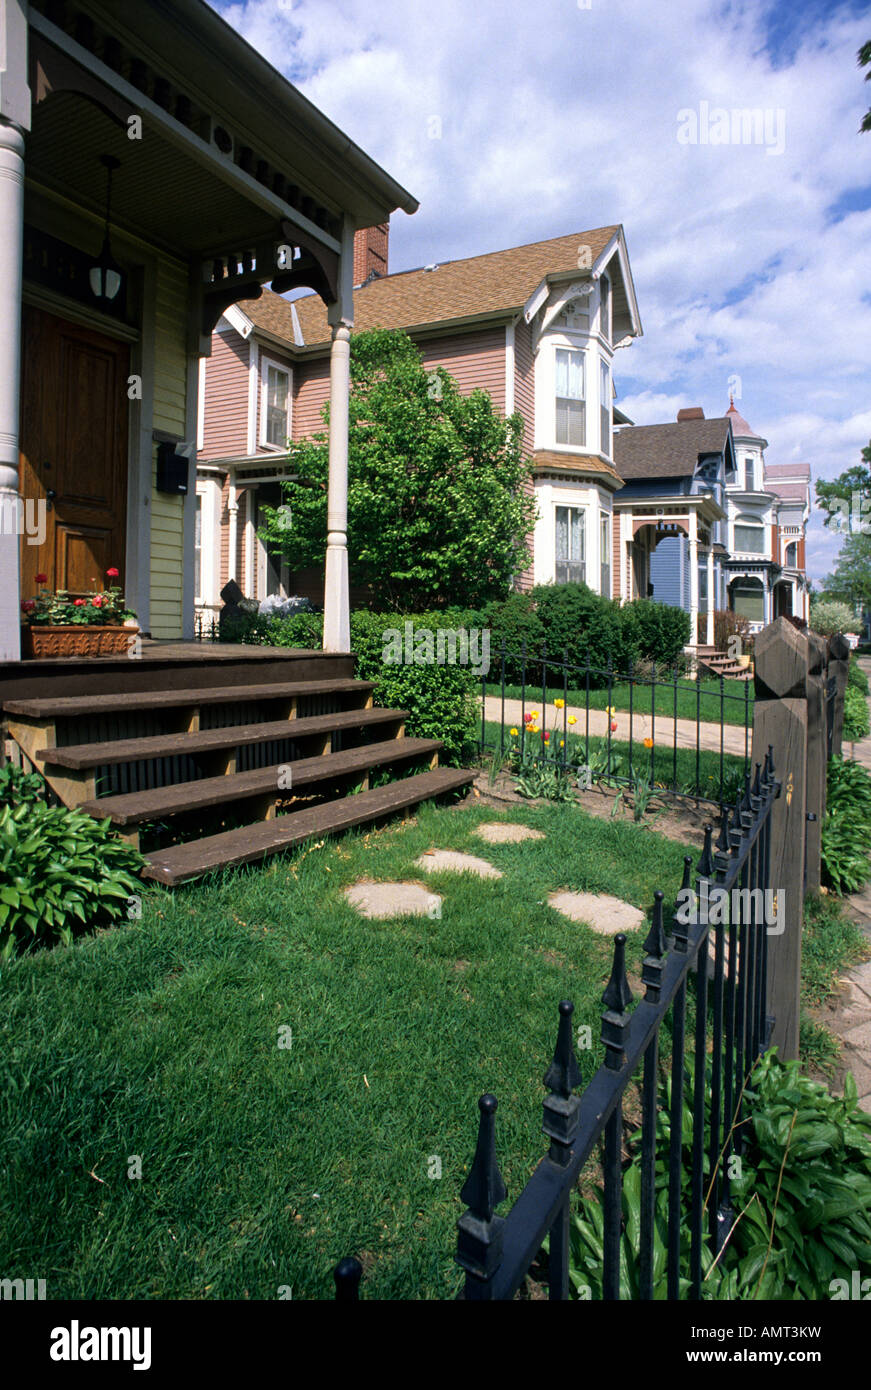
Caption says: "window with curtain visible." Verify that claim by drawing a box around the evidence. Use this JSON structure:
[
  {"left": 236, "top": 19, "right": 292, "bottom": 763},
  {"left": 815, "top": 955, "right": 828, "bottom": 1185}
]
[
  {"left": 600, "top": 512, "right": 610, "bottom": 596},
  {"left": 264, "top": 363, "right": 291, "bottom": 448},
  {"left": 734, "top": 514, "right": 765, "bottom": 553},
  {"left": 555, "top": 348, "right": 585, "bottom": 446},
  {"left": 555, "top": 506, "right": 585, "bottom": 584},
  {"left": 600, "top": 359, "right": 610, "bottom": 455},
  {"left": 194, "top": 493, "right": 202, "bottom": 600},
  {"left": 743, "top": 456, "right": 755, "bottom": 490}
]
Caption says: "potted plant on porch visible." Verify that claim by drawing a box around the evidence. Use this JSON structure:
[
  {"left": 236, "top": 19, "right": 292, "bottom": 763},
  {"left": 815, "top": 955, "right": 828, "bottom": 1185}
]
[{"left": 20, "top": 569, "right": 139, "bottom": 658}]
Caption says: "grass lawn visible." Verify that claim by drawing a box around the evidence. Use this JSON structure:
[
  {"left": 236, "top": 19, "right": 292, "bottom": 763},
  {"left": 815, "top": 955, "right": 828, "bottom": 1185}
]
[
  {"left": 484, "top": 677, "right": 753, "bottom": 729},
  {"left": 481, "top": 720, "right": 749, "bottom": 802},
  {"left": 0, "top": 798, "right": 693, "bottom": 1301}
]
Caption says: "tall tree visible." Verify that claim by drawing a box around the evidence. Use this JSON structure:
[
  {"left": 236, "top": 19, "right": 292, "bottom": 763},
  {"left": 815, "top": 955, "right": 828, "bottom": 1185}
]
[
  {"left": 259, "top": 328, "right": 537, "bottom": 611},
  {"left": 816, "top": 441, "right": 871, "bottom": 610}
]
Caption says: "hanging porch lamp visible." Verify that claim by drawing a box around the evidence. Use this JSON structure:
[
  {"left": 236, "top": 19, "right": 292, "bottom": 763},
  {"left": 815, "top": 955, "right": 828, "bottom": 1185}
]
[{"left": 89, "top": 154, "right": 123, "bottom": 303}]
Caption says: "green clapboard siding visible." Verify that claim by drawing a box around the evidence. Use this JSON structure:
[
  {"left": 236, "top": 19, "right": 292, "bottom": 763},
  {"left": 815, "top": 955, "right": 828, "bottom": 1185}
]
[{"left": 150, "top": 254, "right": 189, "bottom": 639}]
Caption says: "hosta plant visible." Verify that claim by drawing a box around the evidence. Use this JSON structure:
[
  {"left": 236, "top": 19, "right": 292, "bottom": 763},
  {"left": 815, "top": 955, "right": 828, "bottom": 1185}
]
[{"left": 0, "top": 800, "right": 144, "bottom": 959}]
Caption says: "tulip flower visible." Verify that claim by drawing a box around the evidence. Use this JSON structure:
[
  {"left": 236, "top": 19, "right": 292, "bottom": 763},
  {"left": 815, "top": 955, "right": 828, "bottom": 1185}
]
[{"left": 554, "top": 698, "right": 565, "bottom": 709}]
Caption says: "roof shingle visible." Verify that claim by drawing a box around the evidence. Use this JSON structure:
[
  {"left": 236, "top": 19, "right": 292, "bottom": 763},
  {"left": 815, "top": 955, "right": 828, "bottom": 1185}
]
[{"left": 613, "top": 418, "right": 734, "bottom": 480}]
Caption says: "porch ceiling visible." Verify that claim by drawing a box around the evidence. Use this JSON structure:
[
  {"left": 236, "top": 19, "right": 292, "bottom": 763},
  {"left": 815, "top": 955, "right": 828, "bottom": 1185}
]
[{"left": 28, "top": 92, "right": 283, "bottom": 260}]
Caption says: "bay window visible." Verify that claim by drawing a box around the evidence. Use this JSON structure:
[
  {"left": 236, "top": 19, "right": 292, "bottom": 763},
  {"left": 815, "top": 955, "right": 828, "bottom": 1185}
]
[
  {"left": 600, "top": 359, "right": 610, "bottom": 455},
  {"left": 733, "top": 514, "right": 765, "bottom": 554}
]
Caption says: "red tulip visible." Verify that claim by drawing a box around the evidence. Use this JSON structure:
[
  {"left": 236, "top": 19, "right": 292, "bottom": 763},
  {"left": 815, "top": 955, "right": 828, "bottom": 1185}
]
[{"left": 610, "top": 719, "right": 618, "bottom": 732}]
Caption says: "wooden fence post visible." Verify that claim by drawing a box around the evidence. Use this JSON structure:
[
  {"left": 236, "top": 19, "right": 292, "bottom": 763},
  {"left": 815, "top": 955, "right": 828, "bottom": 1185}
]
[
  {"left": 828, "top": 633, "right": 851, "bottom": 759},
  {"left": 750, "top": 618, "right": 807, "bottom": 1060},
  {"left": 805, "top": 633, "right": 827, "bottom": 895}
]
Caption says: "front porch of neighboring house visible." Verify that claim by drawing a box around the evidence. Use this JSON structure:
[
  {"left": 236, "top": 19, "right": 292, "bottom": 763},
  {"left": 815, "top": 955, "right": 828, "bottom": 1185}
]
[
  {"left": 614, "top": 494, "right": 726, "bottom": 648},
  {"left": 723, "top": 561, "right": 783, "bottom": 634}
]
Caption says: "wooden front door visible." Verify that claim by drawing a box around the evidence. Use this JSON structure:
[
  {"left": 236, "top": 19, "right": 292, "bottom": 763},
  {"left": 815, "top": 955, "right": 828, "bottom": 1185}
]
[{"left": 19, "top": 306, "right": 130, "bottom": 600}]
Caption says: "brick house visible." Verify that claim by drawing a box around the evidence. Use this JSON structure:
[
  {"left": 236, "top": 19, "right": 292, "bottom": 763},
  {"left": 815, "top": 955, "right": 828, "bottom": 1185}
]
[{"left": 195, "top": 223, "right": 643, "bottom": 622}]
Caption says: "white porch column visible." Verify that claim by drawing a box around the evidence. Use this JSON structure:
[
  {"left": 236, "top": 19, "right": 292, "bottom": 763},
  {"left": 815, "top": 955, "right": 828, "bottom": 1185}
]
[
  {"left": 688, "top": 510, "right": 699, "bottom": 646},
  {"left": 227, "top": 481, "right": 239, "bottom": 583},
  {"left": 0, "top": 117, "right": 26, "bottom": 662},
  {"left": 706, "top": 546, "right": 715, "bottom": 645},
  {"left": 322, "top": 321, "right": 351, "bottom": 653}
]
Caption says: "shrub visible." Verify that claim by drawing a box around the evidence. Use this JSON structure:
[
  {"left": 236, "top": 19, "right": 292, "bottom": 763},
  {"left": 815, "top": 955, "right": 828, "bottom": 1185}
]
[
  {"left": 0, "top": 802, "right": 144, "bottom": 959},
  {"left": 810, "top": 599, "right": 856, "bottom": 637},
  {"left": 620, "top": 599, "right": 691, "bottom": 667},
  {"left": 531, "top": 582, "right": 638, "bottom": 684},
  {"left": 848, "top": 657, "right": 869, "bottom": 694},
  {"left": 713, "top": 608, "right": 751, "bottom": 655},
  {"left": 843, "top": 685, "right": 870, "bottom": 742},
  {"left": 473, "top": 594, "right": 546, "bottom": 684},
  {"left": 821, "top": 760, "right": 871, "bottom": 894}
]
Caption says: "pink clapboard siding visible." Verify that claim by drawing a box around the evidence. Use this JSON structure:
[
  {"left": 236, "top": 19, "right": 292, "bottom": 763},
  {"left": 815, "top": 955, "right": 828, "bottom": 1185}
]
[
  {"left": 292, "top": 358, "right": 331, "bottom": 441},
  {"left": 418, "top": 328, "right": 506, "bottom": 412},
  {"left": 201, "top": 328, "right": 249, "bottom": 458},
  {"left": 513, "top": 318, "right": 536, "bottom": 592}
]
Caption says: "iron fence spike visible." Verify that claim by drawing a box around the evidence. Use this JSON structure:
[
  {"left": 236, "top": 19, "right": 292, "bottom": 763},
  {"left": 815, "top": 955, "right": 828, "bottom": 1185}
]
[
  {"left": 697, "top": 825, "right": 715, "bottom": 879},
  {"left": 543, "top": 1000, "right": 582, "bottom": 1098},
  {"left": 643, "top": 889, "right": 667, "bottom": 958},
  {"left": 602, "top": 932, "right": 633, "bottom": 1013},
  {"left": 334, "top": 1257, "right": 363, "bottom": 1301},
  {"left": 459, "top": 1093, "right": 507, "bottom": 1221}
]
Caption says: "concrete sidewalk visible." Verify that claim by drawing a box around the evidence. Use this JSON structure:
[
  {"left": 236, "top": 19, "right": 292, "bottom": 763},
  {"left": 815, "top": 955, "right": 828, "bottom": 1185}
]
[{"left": 481, "top": 694, "right": 750, "bottom": 760}]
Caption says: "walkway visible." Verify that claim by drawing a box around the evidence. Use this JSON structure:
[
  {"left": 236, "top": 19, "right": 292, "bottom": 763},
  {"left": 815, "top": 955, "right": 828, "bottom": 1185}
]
[{"left": 482, "top": 695, "right": 749, "bottom": 759}]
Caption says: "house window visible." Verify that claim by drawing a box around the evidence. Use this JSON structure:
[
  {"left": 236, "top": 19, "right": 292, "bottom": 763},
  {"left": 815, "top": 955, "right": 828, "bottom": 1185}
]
[
  {"left": 600, "top": 359, "right": 610, "bottom": 455},
  {"left": 194, "top": 493, "right": 202, "bottom": 600},
  {"left": 600, "top": 513, "right": 610, "bottom": 596},
  {"left": 555, "top": 505, "right": 585, "bottom": 584},
  {"left": 599, "top": 275, "right": 611, "bottom": 342},
  {"left": 698, "top": 559, "right": 708, "bottom": 604},
  {"left": 734, "top": 514, "right": 765, "bottom": 554},
  {"left": 785, "top": 541, "right": 798, "bottom": 566},
  {"left": 743, "top": 456, "right": 754, "bottom": 490},
  {"left": 261, "top": 360, "right": 291, "bottom": 449},
  {"left": 732, "top": 579, "right": 764, "bottom": 623},
  {"left": 555, "top": 348, "right": 585, "bottom": 447}
]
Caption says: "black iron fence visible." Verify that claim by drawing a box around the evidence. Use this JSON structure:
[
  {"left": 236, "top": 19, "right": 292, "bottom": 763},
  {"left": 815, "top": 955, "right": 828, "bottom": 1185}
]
[
  {"left": 481, "top": 641, "right": 752, "bottom": 806},
  {"left": 335, "top": 750, "right": 780, "bottom": 1301}
]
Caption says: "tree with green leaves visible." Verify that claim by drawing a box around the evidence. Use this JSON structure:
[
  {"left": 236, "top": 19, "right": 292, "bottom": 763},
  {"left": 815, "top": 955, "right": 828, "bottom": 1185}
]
[
  {"left": 860, "top": 40, "right": 871, "bottom": 133},
  {"left": 259, "top": 327, "right": 537, "bottom": 611},
  {"left": 815, "top": 441, "right": 871, "bottom": 612}
]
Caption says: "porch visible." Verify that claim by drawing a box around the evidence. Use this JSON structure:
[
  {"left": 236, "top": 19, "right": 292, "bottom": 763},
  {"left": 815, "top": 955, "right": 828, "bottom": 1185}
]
[{"left": 614, "top": 492, "right": 726, "bottom": 646}]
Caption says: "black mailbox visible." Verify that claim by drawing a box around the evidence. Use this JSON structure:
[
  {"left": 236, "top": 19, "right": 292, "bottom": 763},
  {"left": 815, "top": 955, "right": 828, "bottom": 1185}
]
[{"left": 156, "top": 440, "right": 189, "bottom": 495}]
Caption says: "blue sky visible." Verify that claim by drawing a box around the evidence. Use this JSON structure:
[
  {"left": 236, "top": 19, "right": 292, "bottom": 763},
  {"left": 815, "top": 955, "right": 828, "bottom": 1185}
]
[{"left": 214, "top": 0, "right": 871, "bottom": 583}]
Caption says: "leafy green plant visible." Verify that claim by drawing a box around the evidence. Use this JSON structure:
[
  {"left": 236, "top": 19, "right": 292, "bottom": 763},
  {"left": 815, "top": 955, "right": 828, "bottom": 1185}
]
[
  {"left": 843, "top": 685, "right": 870, "bottom": 742},
  {"left": 620, "top": 598, "right": 691, "bottom": 667},
  {"left": 514, "top": 761, "right": 577, "bottom": 802},
  {"left": 567, "top": 1050, "right": 871, "bottom": 1300},
  {"left": 810, "top": 599, "right": 857, "bottom": 638},
  {"left": 847, "top": 657, "right": 869, "bottom": 694},
  {"left": 827, "top": 756, "right": 871, "bottom": 819},
  {"left": 821, "top": 811, "right": 871, "bottom": 894},
  {"left": 0, "top": 801, "right": 144, "bottom": 959},
  {"left": 0, "top": 763, "right": 47, "bottom": 807},
  {"left": 21, "top": 567, "right": 135, "bottom": 626}
]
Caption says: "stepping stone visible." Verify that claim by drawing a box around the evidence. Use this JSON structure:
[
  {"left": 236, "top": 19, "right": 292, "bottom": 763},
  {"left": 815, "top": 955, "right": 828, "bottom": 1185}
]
[
  {"left": 415, "top": 850, "right": 502, "bottom": 879},
  {"left": 548, "top": 890, "right": 645, "bottom": 935},
  {"left": 476, "top": 822, "right": 545, "bottom": 844},
  {"left": 344, "top": 881, "right": 442, "bottom": 919}
]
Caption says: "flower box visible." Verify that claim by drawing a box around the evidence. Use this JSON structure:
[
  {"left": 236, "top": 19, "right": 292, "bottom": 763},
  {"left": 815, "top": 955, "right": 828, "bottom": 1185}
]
[{"left": 20, "top": 624, "right": 139, "bottom": 660}]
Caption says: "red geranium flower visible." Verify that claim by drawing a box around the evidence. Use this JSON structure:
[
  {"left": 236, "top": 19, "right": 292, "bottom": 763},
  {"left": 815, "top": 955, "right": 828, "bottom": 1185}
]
[
  {"left": 21, "top": 599, "right": 36, "bottom": 612},
  {"left": 35, "top": 572, "right": 48, "bottom": 584},
  {"left": 74, "top": 598, "right": 85, "bottom": 607},
  {"left": 92, "top": 595, "right": 103, "bottom": 607},
  {"left": 106, "top": 567, "right": 119, "bottom": 578}
]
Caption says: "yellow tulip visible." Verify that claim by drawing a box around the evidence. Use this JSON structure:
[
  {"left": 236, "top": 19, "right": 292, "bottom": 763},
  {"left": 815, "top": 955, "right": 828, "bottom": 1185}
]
[{"left": 554, "top": 698, "right": 565, "bottom": 709}]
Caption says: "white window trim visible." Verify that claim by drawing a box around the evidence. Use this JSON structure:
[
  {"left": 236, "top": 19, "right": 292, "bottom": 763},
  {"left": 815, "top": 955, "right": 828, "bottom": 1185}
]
[
  {"left": 553, "top": 344, "right": 587, "bottom": 450},
  {"left": 194, "top": 475, "right": 221, "bottom": 608},
  {"left": 259, "top": 354, "right": 293, "bottom": 452}
]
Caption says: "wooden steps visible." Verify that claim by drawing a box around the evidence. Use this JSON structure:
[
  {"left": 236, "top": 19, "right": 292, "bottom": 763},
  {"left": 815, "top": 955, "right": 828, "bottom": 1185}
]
[
  {"left": 695, "top": 647, "right": 752, "bottom": 681},
  {"left": 1, "top": 678, "right": 374, "bottom": 720},
  {"left": 33, "top": 707, "right": 407, "bottom": 771},
  {"left": 78, "top": 738, "right": 443, "bottom": 826},
  {"left": 141, "top": 767, "right": 475, "bottom": 885},
  {"left": 2, "top": 645, "right": 473, "bottom": 882}
]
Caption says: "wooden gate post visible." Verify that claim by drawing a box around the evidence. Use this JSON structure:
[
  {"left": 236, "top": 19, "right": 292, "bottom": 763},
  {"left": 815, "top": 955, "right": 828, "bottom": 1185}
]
[
  {"left": 751, "top": 618, "right": 808, "bottom": 1060},
  {"left": 828, "top": 633, "right": 851, "bottom": 759},
  {"left": 805, "top": 632, "right": 827, "bottom": 895}
]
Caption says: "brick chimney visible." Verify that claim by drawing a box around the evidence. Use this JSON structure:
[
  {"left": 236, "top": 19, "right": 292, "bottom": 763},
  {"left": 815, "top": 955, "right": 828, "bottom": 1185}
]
[
  {"left": 677, "top": 407, "right": 705, "bottom": 421},
  {"left": 353, "top": 223, "right": 389, "bottom": 285}
]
